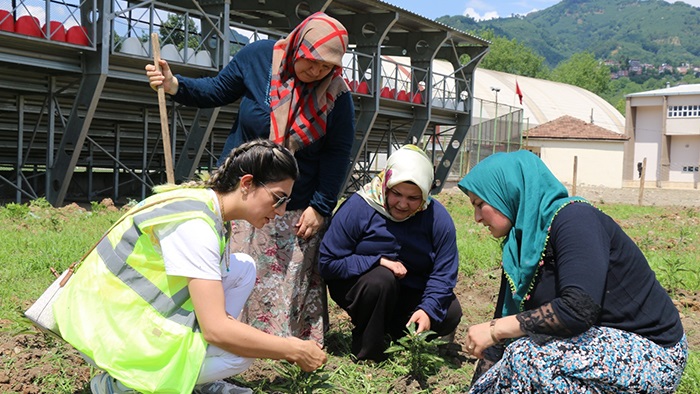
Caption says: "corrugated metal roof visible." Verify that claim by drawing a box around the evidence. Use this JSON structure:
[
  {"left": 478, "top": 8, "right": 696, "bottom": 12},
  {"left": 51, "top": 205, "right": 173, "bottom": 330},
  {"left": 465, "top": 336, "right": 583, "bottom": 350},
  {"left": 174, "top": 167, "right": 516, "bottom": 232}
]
[
  {"left": 626, "top": 84, "right": 700, "bottom": 97},
  {"left": 373, "top": 0, "right": 490, "bottom": 44}
]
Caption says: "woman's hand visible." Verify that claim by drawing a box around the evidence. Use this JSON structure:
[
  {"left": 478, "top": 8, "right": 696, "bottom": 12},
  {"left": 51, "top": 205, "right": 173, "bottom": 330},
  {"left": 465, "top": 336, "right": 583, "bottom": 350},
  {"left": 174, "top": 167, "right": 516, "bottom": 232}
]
[
  {"left": 189, "top": 278, "right": 327, "bottom": 370},
  {"left": 286, "top": 337, "right": 327, "bottom": 372},
  {"left": 465, "top": 321, "right": 493, "bottom": 358},
  {"left": 465, "top": 316, "right": 521, "bottom": 358},
  {"left": 379, "top": 257, "right": 407, "bottom": 278},
  {"left": 295, "top": 206, "right": 324, "bottom": 240},
  {"left": 407, "top": 309, "right": 431, "bottom": 333},
  {"left": 145, "top": 59, "right": 179, "bottom": 95}
]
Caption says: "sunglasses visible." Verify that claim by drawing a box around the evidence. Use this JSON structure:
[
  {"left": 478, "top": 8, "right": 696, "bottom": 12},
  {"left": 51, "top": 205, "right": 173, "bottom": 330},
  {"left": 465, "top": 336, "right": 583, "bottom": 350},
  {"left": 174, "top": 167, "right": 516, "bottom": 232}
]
[{"left": 259, "top": 182, "right": 292, "bottom": 209}]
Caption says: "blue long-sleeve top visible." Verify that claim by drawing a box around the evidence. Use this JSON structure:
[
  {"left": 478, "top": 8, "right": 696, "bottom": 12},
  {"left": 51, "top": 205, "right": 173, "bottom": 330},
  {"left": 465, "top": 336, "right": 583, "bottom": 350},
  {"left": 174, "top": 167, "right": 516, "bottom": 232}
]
[
  {"left": 171, "top": 40, "right": 355, "bottom": 216},
  {"left": 318, "top": 193, "right": 460, "bottom": 322},
  {"left": 525, "top": 202, "right": 684, "bottom": 347}
]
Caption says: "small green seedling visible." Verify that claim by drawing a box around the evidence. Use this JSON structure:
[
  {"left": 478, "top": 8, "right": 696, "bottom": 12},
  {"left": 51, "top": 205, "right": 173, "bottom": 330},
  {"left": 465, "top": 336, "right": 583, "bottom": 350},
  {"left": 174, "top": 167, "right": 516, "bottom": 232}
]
[
  {"left": 270, "top": 360, "right": 335, "bottom": 394},
  {"left": 384, "top": 323, "right": 448, "bottom": 380}
]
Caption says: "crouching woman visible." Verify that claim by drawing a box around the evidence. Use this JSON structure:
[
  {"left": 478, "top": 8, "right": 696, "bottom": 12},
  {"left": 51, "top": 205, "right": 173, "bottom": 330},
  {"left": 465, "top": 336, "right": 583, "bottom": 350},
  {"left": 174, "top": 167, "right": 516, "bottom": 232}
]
[
  {"left": 459, "top": 150, "right": 687, "bottom": 393},
  {"left": 319, "top": 145, "right": 462, "bottom": 362},
  {"left": 53, "top": 139, "right": 326, "bottom": 394}
]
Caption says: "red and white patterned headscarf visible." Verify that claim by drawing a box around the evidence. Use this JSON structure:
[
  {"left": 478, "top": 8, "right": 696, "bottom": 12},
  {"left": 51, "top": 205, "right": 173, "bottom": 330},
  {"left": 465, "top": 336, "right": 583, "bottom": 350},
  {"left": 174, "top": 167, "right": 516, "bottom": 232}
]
[{"left": 269, "top": 12, "right": 349, "bottom": 152}]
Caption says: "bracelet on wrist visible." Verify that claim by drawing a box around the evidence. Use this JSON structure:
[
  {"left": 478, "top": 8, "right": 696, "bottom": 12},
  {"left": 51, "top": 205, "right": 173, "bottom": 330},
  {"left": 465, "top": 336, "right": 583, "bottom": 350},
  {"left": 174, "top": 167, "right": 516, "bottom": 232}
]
[{"left": 490, "top": 319, "right": 504, "bottom": 344}]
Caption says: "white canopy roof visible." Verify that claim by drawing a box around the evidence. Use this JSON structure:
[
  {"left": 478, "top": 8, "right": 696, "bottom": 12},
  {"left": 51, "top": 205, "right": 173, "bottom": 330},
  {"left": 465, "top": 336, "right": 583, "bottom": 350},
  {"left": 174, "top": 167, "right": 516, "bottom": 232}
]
[{"left": 473, "top": 68, "right": 625, "bottom": 134}]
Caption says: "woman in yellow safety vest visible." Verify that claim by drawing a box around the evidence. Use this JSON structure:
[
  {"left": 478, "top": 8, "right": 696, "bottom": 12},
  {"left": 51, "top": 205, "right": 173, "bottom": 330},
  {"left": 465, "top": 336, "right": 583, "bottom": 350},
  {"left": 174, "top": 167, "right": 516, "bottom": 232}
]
[{"left": 53, "top": 139, "right": 326, "bottom": 394}]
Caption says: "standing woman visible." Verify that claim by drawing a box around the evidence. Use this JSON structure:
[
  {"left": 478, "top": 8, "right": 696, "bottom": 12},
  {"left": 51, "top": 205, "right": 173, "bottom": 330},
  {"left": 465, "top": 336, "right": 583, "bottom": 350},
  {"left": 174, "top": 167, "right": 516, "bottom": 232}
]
[
  {"left": 458, "top": 150, "right": 687, "bottom": 393},
  {"left": 146, "top": 12, "right": 354, "bottom": 344},
  {"left": 53, "top": 140, "right": 326, "bottom": 394},
  {"left": 319, "top": 145, "right": 462, "bottom": 361}
]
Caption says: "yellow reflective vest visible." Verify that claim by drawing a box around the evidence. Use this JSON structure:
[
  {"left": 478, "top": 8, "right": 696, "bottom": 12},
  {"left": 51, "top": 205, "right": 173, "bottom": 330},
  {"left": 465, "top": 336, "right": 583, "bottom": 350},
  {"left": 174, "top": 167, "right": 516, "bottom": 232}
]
[{"left": 54, "top": 188, "right": 227, "bottom": 393}]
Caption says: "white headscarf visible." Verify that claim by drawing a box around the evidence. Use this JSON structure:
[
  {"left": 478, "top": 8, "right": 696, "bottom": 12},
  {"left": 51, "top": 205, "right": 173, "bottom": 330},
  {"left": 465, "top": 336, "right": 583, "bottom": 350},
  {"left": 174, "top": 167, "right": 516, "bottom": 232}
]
[{"left": 357, "top": 144, "right": 434, "bottom": 222}]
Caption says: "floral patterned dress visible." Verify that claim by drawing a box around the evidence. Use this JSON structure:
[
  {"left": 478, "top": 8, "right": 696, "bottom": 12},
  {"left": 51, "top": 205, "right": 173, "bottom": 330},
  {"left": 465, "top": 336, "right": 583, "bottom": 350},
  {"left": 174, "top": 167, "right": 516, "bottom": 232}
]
[{"left": 231, "top": 209, "right": 327, "bottom": 344}]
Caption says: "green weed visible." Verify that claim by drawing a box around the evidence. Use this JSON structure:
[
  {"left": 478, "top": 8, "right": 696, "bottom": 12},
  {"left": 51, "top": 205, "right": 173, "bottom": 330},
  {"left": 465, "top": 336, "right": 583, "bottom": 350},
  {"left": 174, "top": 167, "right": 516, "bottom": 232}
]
[
  {"left": 90, "top": 200, "right": 106, "bottom": 213},
  {"left": 323, "top": 362, "right": 393, "bottom": 393},
  {"left": 124, "top": 198, "right": 140, "bottom": 209},
  {"left": 678, "top": 351, "right": 700, "bottom": 394},
  {"left": 384, "top": 324, "right": 448, "bottom": 380},
  {"left": 0, "top": 202, "right": 29, "bottom": 219},
  {"left": 270, "top": 361, "right": 335, "bottom": 394},
  {"left": 29, "top": 197, "right": 52, "bottom": 209},
  {"left": 658, "top": 257, "right": 691, "bottom": 297}
]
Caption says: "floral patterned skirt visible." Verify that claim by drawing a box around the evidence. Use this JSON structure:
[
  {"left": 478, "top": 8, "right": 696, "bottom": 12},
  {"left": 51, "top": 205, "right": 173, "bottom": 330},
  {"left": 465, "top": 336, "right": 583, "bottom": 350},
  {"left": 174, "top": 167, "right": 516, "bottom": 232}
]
[
  {"left": 469, "top": 327, "right": 687, "bottom": 393},
  {"left": 230, "top": 210, "right": 327, "bottom": 344}
]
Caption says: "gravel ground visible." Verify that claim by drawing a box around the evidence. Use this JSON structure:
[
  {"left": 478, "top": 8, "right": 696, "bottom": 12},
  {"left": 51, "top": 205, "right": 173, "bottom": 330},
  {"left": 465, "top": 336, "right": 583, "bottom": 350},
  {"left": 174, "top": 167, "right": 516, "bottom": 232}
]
[
  {"left": 568, "top": 185, "right": 700, "bottom": 207},
  {"left": 442, "top": 182, "right": 700, "bottom": 207}
]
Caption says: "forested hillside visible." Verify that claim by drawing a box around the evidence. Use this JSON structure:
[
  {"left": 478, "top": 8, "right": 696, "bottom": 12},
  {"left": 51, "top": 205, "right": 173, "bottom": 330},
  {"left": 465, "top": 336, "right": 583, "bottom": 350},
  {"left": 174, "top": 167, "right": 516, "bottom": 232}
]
[{"left": 438, "top": 0, "right": 700, "bottom": 68}]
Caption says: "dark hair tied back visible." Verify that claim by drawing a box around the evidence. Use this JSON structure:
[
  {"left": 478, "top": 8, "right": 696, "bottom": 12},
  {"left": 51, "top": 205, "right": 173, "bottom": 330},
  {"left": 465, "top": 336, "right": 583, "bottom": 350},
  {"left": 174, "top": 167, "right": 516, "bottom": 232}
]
[{"left": 207, "top": 139, "right": 298, "bottom": 193}]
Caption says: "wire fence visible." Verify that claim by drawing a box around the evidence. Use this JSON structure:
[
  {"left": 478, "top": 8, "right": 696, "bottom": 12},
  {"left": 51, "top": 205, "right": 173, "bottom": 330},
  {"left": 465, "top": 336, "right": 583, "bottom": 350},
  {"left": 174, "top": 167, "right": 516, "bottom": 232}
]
[{"left": 425, "top": 99, "right": 524, "bottom": 182}]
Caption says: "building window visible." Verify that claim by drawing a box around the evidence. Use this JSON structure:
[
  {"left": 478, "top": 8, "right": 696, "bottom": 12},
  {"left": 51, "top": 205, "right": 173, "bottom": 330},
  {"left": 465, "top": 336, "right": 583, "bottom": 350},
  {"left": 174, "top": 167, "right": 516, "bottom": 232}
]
[
  {"left": 681, "top": 166, "right": 699, "bottom": 172},
  {"left": 668, "top": 105, "right": 700, "bottom": 118}
]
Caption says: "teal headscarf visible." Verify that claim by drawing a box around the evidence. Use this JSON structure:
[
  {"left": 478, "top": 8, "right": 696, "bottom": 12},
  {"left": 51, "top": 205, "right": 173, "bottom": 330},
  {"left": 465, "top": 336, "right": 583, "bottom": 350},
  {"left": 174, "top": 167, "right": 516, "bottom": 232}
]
[{"left": 458, "top": 150, "right": 585, "bottom": 316}]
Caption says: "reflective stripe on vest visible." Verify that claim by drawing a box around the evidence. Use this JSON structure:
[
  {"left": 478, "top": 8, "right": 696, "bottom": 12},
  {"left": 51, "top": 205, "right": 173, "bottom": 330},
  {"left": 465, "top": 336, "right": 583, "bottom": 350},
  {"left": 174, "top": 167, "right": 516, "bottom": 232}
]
[
  {"left": 53, "top": 189, "right": 225, "bottom": 393},
  {"left": 99, "top": 198, "right": 222, "bottom": 330}
]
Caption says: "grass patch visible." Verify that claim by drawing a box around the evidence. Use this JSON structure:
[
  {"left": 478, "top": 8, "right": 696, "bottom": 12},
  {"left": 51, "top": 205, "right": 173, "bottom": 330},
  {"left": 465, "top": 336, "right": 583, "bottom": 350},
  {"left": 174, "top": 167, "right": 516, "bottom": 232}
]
[
  {"left": 0, "top": 201, "right": 123, "bottom": 333},
  {"left": 679, "top": 351, "right": 700, "bottom": 394}
]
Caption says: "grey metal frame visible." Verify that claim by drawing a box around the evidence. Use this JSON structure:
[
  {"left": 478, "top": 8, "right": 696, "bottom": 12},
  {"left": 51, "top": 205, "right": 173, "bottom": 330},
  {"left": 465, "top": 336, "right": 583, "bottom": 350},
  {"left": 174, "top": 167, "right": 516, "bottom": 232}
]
[{"left": 0, "top": 0, "right": 491, "bottom": 206}]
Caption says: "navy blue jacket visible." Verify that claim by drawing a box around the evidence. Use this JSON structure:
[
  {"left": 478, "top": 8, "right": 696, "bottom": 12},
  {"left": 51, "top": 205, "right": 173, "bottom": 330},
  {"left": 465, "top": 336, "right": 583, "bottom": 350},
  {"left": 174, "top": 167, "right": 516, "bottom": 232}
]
[
  {"left": 319, "top": 193, "right": 460, "bottom": 322},
  {"left": 172, "top": 40, "right": 355, "bottom": 216}
]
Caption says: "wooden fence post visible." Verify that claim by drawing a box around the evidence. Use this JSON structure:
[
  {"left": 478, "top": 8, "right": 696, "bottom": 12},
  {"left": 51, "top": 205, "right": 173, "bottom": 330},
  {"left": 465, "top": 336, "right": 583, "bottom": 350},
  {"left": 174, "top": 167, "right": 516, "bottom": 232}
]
[
  {"left": 572, "top": 156, "right": 578, "bottom": 196},
  {"left": 638, "top": 157, "right": 647, "bottom": 206}
]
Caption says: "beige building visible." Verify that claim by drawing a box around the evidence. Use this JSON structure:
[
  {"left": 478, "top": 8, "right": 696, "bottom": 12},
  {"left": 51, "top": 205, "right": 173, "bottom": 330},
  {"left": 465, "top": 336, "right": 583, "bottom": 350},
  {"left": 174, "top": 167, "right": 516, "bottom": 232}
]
[
  {"left": 524, "top": 116, "right": 628, "bottom": 188},
  {"left": 624, "top": 85, "right": 700, "bottom": 189}
]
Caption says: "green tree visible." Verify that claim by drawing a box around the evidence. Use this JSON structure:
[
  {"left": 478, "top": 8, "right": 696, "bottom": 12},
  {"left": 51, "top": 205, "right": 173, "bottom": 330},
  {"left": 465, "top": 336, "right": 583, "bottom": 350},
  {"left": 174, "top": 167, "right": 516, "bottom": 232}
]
[
  {"left": 602, "top": 77, "right": 643, "bottom": 116},
  {"left": 551, "top": 52, "right": 610, "bottom": 95},
  {"left": 476, "top": 31, "right": 550, "bottom": 79},
  {"left": 160, "top": 14, "right": 200, "bottom": 50},
  {"left": 680, "top": 72, "right": 700, "bottom": 85}
]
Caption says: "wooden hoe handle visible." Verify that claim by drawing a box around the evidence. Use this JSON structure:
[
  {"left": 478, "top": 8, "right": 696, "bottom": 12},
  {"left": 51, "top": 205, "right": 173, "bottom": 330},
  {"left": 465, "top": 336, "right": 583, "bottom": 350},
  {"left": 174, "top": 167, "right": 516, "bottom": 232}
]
[{"left": 151, "top": 33, "right": 175, "bottom": 184}]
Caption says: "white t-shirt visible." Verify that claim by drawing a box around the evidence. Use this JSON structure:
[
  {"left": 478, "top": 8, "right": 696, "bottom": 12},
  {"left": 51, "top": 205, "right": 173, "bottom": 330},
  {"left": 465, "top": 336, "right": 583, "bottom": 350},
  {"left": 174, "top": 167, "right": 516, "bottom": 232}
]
[{"left": 155, "top": 189, "right": 228, "bottom": 280}]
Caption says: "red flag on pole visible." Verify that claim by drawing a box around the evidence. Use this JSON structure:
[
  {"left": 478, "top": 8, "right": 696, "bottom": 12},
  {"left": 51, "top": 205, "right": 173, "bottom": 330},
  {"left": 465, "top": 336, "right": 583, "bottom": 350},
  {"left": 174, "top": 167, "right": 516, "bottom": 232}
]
[{"left": 515, "top": 80, "right": 523, "bottom": 105}]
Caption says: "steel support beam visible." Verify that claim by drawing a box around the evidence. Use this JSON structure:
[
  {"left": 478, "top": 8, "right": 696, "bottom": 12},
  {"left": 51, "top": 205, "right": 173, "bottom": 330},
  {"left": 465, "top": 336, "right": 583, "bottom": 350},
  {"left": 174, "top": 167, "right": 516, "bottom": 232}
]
[
  {"left": 174, "top": 107, "right": 220, "bottom": 181},
  {"left": 47, "top": 0, "right": 109, "bottom": 206},
  {"left": 430, "top": 45, "right": 488, "bottom": 194},
  {"left": 228, "top": 0, "right": 332, "bottom": 30},
  {"left": 337, "top": 11, "right": 398, "bottom": 193},
  {"left": 47, "top": 73, "right": 106, "bottom": 206},
  {"left": 401, "top": 32, "right": 450, "bottom": 145}
]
